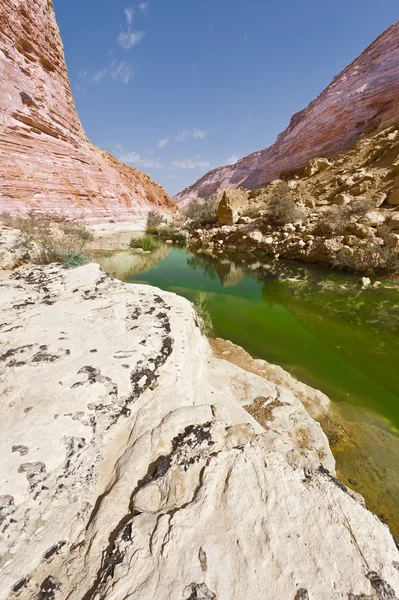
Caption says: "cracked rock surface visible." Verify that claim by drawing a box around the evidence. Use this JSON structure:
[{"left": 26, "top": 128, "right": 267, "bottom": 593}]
[{"left": 0, "top": 263, "right": 398, "bottom": 599}]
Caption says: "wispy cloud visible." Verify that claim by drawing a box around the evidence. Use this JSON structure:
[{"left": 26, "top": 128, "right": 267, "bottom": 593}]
[
  {"left": 120, "top": 151, "right": 163, "bottom": 169},
  {"left": 118, "top": 30, "right": 145, "bottom": 49},
  {"left": 176, "top": 129, "right": 189, "bottom": 143},
  {"left": 172, "top": 159, "right": 210, "bottom": 170},
  {"left": 193, "top": 128, "right": 207, "bottom": 139},
  {"left": 92, "top": 60, "right": 135, "bottom": 84},
  {"left": 176, "top": 128, "right": 208, "bottom": 142},
  {"left": 226, "top": 154, "right": 239, "bottom": 165},
  {"left": 118, "top": 6, "right": 145, "bottom": 50},
  {"left": 124, "top": 7, "right": 135, "bottom": 25},
  {"left": 139, "top": 1, "right": 150, "bottom": 12},
  {"left": 157, "top": 138, "right": 169, "bottom": 148}
]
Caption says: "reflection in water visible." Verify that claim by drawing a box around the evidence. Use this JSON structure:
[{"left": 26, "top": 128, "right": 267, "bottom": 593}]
[
  {"left": 96, "top": 245, "right": 171, "bottom": 281},
  {"left": 99, "top": 244, "right": 399, "bottom": 537}
]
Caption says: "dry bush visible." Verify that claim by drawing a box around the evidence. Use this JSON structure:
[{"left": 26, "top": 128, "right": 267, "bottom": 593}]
[
  {"left": 266, "top": 182, "right": 307, "bottom": 226},
  {"left": 146, "top": 210, "right": 166, "bottom": 235},
  {"left": 317, "top": 197, "right": 377, "bottom": 236},
  {"left": 2, "top": 212, "right": 93, "bottom": 266},
  {"left": 183, "top": 195, "right": 219, "bottom": 228},
  {"left": 333, "top": 244, "right": 399, "bottom": 275}
]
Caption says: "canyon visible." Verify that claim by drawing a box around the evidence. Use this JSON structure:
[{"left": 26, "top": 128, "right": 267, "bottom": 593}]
[
  {"left": 0, "top": 0, "right": 174, "bottom": 222},
  {"left": 175, "top": 21, "right": 399, "bottom": 205}
]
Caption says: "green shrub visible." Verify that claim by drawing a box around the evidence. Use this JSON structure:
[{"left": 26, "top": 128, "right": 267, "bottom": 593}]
[
  {"left": 266, "top": 182, "right": 306, "bottom": 226},
  {"left": 62, "top": 251, "right": 88, "bottom": 269},
  {"left": 193, "top": 291, "right": 213, "bottom": 335},
  {"left": 130, "top": 236, "right": 155, "bottom": 251}
]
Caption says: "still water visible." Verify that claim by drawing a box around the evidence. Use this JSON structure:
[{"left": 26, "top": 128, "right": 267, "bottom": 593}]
[{"left": 98, "top": 245, "right": 399, "bottom": 537}]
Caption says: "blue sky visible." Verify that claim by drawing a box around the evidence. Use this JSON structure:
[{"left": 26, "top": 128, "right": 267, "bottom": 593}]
[{"left": 53, "top": 0, "right": 398, "bottom": 196}]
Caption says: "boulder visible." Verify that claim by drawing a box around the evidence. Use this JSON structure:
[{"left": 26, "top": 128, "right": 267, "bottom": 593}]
[
  {"left": 217, "top": 190, "right": 248, "bottom": 226},
  {"left": 358, "top": 211, "right": 386, "bottom": 226},
  {"left": 332, "top": 193, "right": 352, "bottom": 206},
  {"left": 303, "top": 158, "right": 331, "bottom": 178},
  {"left": 248, "top": 230, "right": 263, "bottom": 243}
]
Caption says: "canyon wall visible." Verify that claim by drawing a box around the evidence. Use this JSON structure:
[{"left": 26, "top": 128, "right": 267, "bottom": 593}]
[
  {"left": 175, "top": 21, "right": 399, "bottom": 205},
  {"left": 0, "top": 0, "right": 174, "bottom": 221}
]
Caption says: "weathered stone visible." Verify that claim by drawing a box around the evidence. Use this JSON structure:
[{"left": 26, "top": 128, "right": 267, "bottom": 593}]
[
  {"left": 0, "top": 263, "right": 398, "bottom": 599},
  {"left": 217, "top": 190, "right": 248, "bottom": 226},
  {"left": 303, "top": 158, "right": 331, "bottom": 178},
  {"left": 332, "top": 193, "right": 352, "bottom": 206}
]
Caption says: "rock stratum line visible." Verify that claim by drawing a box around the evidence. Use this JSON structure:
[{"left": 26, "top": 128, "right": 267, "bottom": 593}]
[
  {"left": 175, "top": 22, "right": 399, "bottom": 204},
  {"left": 0, "top": 0, "right": 174, "bottom": 222}
]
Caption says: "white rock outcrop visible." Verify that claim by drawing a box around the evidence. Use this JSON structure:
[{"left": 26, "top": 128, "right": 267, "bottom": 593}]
[{"left": 0, "top": 264, "right": 398, "bottom": 599}]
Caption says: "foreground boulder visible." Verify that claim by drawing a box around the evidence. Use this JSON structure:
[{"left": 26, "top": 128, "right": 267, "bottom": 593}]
[{"left": 0, "top": 264, "right": 398, "bottom": 599}]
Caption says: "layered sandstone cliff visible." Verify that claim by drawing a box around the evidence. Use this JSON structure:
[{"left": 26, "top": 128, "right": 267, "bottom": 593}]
[
  {"left": 0, "top": 262, "right": 398, "bottom": 599},
  {"left": 175, "top": 22, "right": 399, "bottom": 205},
  {"left": 0, "top": 0, "right": 174, "bottom": 221}
]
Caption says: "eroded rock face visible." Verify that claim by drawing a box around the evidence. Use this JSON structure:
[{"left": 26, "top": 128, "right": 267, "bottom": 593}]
[
  {"left": 176, "top": 22, "right": 399, "bottom": 204},
  {"left": 0, "top": 263, "right": 398, "bottom": 599},
  {"left": 0, "top": 0, "right": 174, "bottom": 221}
]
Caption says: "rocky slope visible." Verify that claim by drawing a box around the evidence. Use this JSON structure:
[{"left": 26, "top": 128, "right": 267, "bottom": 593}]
[
  {"left": 0, "top": 262, "right": 398, "bottom": 599},
  {"left": 186, "top": 121, "right": 399, "bottom": 272},
  {"left": 175, "top": 22, "right": 399, "bottom": 205},
  {"left": 0, "top": 0, "right": 174, "bottom": 222}
]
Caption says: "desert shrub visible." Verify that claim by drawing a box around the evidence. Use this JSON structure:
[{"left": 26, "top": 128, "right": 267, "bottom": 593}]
[
  {"left": 241, "top": 204, "right": 265, "bottom": 219},
  {"left": 2, "top": 212, "right": 93, "bottom": 266},
  {"left": 62, "top": 251, "right": 88, "bottom": 269},
  {"left": 183, "top": 195, "right": 219, "bottom": 228},
  {"left": 146, "top": 211, "right": 166, "bottom": 235},
  {"left": 333, "top": 245, "right": 399, "bottom": 275},
  {"left": 157, "top": 227, "right": 187, "bottom": 244},
  {"left": 130, "top": 236, "right": 156, "bottom": 251},
  {"left": 266, "top": 182, "right": 307, "bottom": 226},
  {"left": 317, "top": 197, "right": 378, "bottom": 236},
  {"left": 193, "top": 291, "right": 213, "bottom": 335}
]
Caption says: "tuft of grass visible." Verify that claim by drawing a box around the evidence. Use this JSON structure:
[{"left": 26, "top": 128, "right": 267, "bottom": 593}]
[
  {"left": 193, "top": 291, "right": 213, "bottom": 335},
  {"left": 130, "top": 235, "right": 156, "bottom": 251},
  {"left": 62, "top": 251, "right": 88, "bottom": 269}
]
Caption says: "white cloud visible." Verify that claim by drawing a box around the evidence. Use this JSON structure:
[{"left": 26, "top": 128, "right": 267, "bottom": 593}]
[
  {"left": 139, "top": 1, "right": 150, "bottom": 12},
  {"left": 111, "top": 60, "right": 135, "bottom": 84},
  {"left": 124, "top": 7, "right": 135, "bottom": 25},
  {"left": 157, "top": 138, "right": 169, "bottom": 148},
  {"left": 176, "top": 129, "right": 189, "bottom": 143},
  {"left": 193, "top": 128, "right": 207, "bottom": 139},
  {"left": 118, "top": 29, "right": 145, "bottom": 49},
  {"left": 226, "top": 154, "right": 239, "bottom": 165},
  {"left": 120, "top": 151, "right": 163, "bottom": 169},
  {"left": 172, "top": 159, "right": 210, "bottom": 170},
  {"left": 92, "top": 60, "right": 134, "bottom": 85}
]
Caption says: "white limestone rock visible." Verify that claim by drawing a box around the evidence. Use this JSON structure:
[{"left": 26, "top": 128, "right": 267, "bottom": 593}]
[{"left": 0, "top": 264, "right": 398, "bottom": 599}]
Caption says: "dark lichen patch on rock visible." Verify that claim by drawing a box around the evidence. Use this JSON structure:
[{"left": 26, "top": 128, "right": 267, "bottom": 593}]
[
  {"left": 294, "top": 590, "right": 309, "bottom": 600},
  {"left": 318, "top": 464, "right": 349, "bottom": 495},
  {"left": 12, "top": 445, "right": 29, "bottom": 456},
  {"left": 184, "top": 582, "right": 217, "bottom": 599},
  {"left": 12, "top": 575, "right": 30, "bottom": 594},
  {"left": 43, "top": 541, "right": 67, "bottom": 562},
  {"left": 36, "top": 576, "right": 61, "bottom": 600}
]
